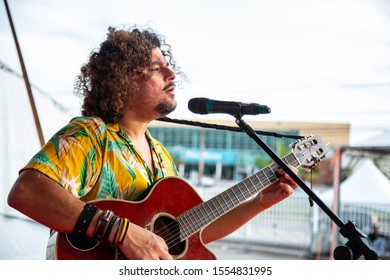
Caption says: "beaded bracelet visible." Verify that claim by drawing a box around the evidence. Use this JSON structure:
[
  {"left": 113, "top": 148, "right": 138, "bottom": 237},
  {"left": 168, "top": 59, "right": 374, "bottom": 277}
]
[{"left": 73, "top": 203, "right": 99, "bottom": 234}]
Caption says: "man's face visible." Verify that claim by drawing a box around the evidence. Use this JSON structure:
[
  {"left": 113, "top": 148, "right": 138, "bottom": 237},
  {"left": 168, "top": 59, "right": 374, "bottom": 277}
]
[{"left": 131, "top": 47, "right": 177, "bottom": 118}]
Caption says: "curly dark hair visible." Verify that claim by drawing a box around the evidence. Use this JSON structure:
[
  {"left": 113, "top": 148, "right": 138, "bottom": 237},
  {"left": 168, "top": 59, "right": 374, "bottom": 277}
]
[{"left": 74, "top": 25, "right": 179, "bottom": 123}]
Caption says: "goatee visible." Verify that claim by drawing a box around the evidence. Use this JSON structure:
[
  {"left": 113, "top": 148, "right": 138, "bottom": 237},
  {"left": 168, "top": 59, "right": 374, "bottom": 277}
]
[{"left": 156, "top": 100, "right": 177, "bottom": 116}]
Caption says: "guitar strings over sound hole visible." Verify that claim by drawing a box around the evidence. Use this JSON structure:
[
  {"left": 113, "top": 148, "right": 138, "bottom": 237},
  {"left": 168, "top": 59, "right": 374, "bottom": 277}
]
[{"left": 152, "top": 214, "right": 187, "bottom": 257}]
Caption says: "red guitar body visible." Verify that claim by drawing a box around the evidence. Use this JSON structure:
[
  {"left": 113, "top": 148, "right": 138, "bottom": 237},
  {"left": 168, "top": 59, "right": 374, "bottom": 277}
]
[{"left": 51, "top": 177, "right": 217, "bottom": 260}]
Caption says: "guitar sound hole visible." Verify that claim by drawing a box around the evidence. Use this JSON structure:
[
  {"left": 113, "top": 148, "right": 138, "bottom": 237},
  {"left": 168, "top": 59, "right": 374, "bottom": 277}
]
[
  {"left": 65, "top": 232, "right": 99, "bottom": 251},
  {"left": 153, "top": 215, "right": 186, "bottom": 257}
]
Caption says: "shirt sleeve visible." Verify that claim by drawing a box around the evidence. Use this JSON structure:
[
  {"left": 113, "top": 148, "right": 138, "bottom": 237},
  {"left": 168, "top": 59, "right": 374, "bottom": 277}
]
[{"left": 21, "top": 120, "right": 102, "bottom": 199}]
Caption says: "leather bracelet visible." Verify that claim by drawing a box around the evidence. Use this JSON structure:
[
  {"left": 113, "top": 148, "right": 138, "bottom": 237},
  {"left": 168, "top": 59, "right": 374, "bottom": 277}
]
[
  {"left": 73, "top": 203, "right": 99, "bottom": 234},
  {"left": 103, "top": 214, "right": 118, "bottom": 242},
  {"left": 113, "top": 218, "right": 124, "bottom": 245},
  {"left": 94, "top": 210, "right": 114, "bottom": 241},
  {"left": 116, "top": 218, "right": 130, "bottom": 245}
]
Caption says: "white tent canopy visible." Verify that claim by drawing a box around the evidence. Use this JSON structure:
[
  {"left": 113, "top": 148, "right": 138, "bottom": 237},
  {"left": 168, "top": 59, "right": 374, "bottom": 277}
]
[
  {"left": 0, "top": 68, "right": 71, "bottom": 260},
  {"left": 0, "top": 215, "right": 48, "bottom": 259},
  {"left": 354, "top": 131, "right": 390, "bottom": 148},
  {"left": 321, "top": 159, "right": 390, "bottom": 208}
]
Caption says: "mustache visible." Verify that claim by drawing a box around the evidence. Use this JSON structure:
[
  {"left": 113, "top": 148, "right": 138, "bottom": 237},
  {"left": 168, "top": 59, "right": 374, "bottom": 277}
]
[{"left": 163, "top": 82, "right": 176, "bottom": 91}]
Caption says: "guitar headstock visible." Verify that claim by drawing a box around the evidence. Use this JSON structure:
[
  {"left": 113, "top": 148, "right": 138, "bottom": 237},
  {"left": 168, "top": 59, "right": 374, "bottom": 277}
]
[{"left": 290, "top": 135, "right": 328, "bottom": 171}]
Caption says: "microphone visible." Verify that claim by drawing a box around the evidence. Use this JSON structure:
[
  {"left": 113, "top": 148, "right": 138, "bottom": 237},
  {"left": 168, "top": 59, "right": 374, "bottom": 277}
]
[{"left": 188, "top": 97, "right": 271, "bottom": 116}]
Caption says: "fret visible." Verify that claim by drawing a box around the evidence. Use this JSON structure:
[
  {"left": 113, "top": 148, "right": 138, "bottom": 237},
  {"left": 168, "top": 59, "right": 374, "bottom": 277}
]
[
  {"left": 202, "top": 199, "right": 221, "bottom": 224},
  {"left": 179, "top": 212, "right": 190, "bottom": 239},
  {"left": 232, "top": 183, "right": 248, "bottom": 202},
  {"left": 210, "top": 196, "right": 225, "bottom": 216},
  {"left": 223, "top": 191, "right": 235, "bottom": 210},
  {"left": 263, "top": 166, "right": 273, "bottom": 185},
  {"left": 193, "top": 210, "right": 206, "bottom": 234},
  {"left": 208, "top": 197, "right": 223, "bottom": 217},
  {"left": 256, "top": 171, "right": 268, "bottom": 189},
  {"left": 221, "top": 193, "right": 231, "bottom": 211},
  {"left": 265, "top": 165, "right": 277, "bottom": 182},
  {"left": 179, "top": 212, "right": 191, "bottom": 239},
  {"left": 234, "top": 182, "right": 246, "bottom": 200},
  {"left": 185, "top": 211, "right": 200, "bottom": 235},
  {"left": 204, "top": 199, "right": 218, "bottom": 220},
  {"left": 239, "top": 180, "right": 253, "bottom": 197},
  {"left": 179, "top": 203, "right": 216, "bottom": 239},
  {"left": 226, "top": 189, "right": 234, "bottom": 205},
  {"left": 237, "top": 181, "right": 251, "bottom": 201},
  {"left": 242, "top": 177, "right": 255, "bottom": 194},
  {"left": 243, "top": 180, "right": 257, "bottom": 197},
  {"left": 199, "top": 203, "right": 213, "bottom": 226},
  {"left": 219, "top": 192, "right": 229, "bottom": 211},
  {"left": 284, "top": 154, "right": 292, "bottom": 165},
  {"left": 286, "top": 153, "right": 300, "bottom": 167},
  {"left": 226, "top": 188, "right": 239, "bottom": 206},
  {"left": 191, "top": 207, "right": 204, "bottom": 232},
  {"left": 247, "top": 174, "right": 258, "bottom": 189}
]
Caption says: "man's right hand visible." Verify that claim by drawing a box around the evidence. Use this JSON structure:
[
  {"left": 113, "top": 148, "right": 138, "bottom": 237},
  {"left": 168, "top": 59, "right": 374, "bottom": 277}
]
[{"left": 118, "top": 222, "right": 173, "bottom": 260}]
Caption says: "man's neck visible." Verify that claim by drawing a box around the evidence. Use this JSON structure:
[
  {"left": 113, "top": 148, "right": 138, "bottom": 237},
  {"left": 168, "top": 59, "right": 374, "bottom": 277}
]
[
  {"left": 119, "top": 117, "right": 156, "bottom": 175},
  {"left": 119, "top": 118, "right": 149, "bottom": 142}
]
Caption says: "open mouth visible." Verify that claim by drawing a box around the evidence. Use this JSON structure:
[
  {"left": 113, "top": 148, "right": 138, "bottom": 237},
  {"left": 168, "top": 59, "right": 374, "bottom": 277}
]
[{"left": 163, "top": 82, "right": 176, "bottom": 94}]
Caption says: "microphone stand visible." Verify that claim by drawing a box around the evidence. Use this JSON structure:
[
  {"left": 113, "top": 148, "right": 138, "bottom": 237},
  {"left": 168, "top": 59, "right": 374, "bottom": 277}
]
[{"left": 233, "top": 115, "right": 379, "bottom": 260}]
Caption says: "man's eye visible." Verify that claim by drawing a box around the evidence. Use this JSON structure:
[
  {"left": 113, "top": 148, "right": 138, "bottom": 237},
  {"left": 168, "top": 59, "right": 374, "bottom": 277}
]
[{"left": 150, "top": 67, "right": 160, "bottom": 72}]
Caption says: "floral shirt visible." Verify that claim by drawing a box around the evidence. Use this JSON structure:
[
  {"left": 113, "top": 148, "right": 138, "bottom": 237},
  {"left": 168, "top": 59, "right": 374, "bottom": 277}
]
[{"left": 21, "top": 116, "right": 180, "bottom": 202}]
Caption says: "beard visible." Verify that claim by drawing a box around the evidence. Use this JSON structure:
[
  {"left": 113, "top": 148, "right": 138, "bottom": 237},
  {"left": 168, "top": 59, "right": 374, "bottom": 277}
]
[{"left": 155, "top": 99, "right": 177, "bottom": 116}]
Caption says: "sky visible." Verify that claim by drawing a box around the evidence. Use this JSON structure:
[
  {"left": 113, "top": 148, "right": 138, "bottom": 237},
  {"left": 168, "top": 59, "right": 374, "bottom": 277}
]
[{"left": 1, "top": 0, "right": 390, "bottom": 145}]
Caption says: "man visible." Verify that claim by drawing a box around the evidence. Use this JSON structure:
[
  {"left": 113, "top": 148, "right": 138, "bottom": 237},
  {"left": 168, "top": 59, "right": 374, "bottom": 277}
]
[
  {"left": 368, "top": 225, "right": 389, "bottom": 258},
  {"left": 7, "top": 25, "right": 298, "bottom": 260}
]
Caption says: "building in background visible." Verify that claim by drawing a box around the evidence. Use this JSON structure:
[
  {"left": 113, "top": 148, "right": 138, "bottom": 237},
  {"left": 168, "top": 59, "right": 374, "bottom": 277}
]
[{"left": 149, "top": 119, "right": 349, "bottom": 187}]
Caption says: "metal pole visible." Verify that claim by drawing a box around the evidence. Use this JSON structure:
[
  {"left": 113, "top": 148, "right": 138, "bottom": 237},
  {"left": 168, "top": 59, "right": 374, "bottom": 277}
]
[{"left": 4, "top": 0, "right": 45, "bottom": 146}]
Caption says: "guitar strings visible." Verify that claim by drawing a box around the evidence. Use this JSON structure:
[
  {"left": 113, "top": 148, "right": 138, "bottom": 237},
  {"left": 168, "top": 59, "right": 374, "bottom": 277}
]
[
  {"left": 153, "top": 153, "right": 305, "bottom": 251},
  {"left": 160, "top": 166, "right": 277, "bottom": 250},
  {"left": 156, "top": 153, "right": 304, "bottom": 250},
  {"left": 162, "top": 156, "right": 300, "bottom": 250},
  {"left": 162, "top": 139, "right": 324, "bottom": 250}
]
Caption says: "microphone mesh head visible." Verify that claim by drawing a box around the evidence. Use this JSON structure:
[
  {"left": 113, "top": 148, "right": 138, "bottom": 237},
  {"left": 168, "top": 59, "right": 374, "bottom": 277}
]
[{"left": 188, "top": 98, "right": 209, "bottom": 114}]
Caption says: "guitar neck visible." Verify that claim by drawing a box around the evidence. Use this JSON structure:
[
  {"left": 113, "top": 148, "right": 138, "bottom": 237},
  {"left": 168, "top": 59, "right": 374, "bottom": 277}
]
[{"left": 177, "top": 152, "right": 300, "bottom": 240}]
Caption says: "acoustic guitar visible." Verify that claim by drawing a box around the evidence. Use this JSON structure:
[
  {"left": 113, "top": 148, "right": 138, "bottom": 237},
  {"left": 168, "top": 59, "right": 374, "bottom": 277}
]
[{"left": 47, "top": 135, "right": 327, "bottom": 260}]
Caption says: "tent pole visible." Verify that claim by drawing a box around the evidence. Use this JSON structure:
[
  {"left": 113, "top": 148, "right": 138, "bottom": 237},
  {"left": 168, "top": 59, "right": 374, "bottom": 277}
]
[
  {"left": 329, "top": 147, "right": 342, "bottom": 259},
  {"left": 4, "top": 0, "right": 45, "bottom": 146}
]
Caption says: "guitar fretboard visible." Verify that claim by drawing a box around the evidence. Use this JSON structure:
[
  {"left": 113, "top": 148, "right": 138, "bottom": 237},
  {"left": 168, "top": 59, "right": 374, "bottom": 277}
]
[{"left": 177, "top": 152, "right": 300, "bottom": 240}]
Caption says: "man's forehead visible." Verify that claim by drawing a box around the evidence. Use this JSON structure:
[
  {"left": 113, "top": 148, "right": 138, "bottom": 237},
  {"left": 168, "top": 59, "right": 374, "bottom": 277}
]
[{"left": 151, "top": 48, "right": 167, "bottom": 64}]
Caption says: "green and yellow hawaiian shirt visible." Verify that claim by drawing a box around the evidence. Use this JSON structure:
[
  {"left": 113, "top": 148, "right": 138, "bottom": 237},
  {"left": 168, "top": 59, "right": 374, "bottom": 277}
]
[{"left": 21, "top": 116, "right": 180, "bottom": 202}]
